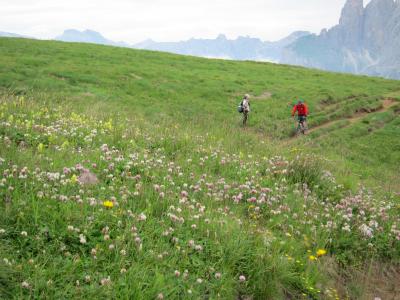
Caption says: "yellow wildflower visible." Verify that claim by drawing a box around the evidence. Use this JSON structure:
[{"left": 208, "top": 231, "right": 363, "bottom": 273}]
[
  {"left": 37, "top": 143, "right": 44, "bottom": 152},
  {"left": 70, "top": 174, "right": 78, "bottom": 184},
  {"left": 61, "top": 141, "right": 70, "bottom": 149},
  {"left": 308, "top": 255, "right": 317, "bottom": 261},
  {"left": 317, "top": 249, "right": 327, "bottom": 257},
  {"left": 103, "top": 201, "right": 114, "bottom": 208},
  {"left": 104, "top": 120, "right": 113, "bottom": 130}
]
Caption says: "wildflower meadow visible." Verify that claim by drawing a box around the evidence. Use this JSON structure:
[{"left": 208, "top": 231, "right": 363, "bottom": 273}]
[
  {"left": 0, "top": 94, "right": 399, "bottom": 299},
  {"left": 0, "top": 38, "right": 399, "bottom": 299}
]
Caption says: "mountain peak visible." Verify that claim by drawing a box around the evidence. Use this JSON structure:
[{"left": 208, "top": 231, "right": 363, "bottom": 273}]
[
  {"left": 56, "top": 29, "right": 112, "bottom": 45},
  {"left": 0, "top": 31, "right": 29, "bottom": 38},
  {"left": 339, "top": 0, "right": 364, "bottom": 26},
  {"left": 216, "top": 34, "right": 227, "bottom": 40}
]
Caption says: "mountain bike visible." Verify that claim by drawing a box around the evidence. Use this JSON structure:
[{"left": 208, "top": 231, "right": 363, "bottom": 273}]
[{"left": 295, "top": 116, "right": 308, "bottom": 135}]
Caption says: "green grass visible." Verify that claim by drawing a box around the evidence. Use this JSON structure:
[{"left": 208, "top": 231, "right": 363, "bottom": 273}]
[
  {"left": 0, "top": 38, "right": 399, "bottom": 299},
  {"left": 1, "top": 37, "right": 399, "bottom": 188}
]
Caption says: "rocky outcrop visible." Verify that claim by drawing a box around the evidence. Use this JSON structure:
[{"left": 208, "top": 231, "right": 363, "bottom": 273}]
[
  {"left": 282, "top": 0, "right": 400, "bottom": 79},
  {"left": 338, "top": 0, "right": 364, "bottom": 49}
]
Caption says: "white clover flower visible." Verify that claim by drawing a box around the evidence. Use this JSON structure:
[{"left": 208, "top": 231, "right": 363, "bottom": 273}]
[
  {"left": 100, "top": 276, "right": 111, "bottom": 286},
  {"left": 359, "top": 224, "right": 373, "bottom": 238},
  {"left": 157, "top": 293, "right": 164, "bottom": 300},
  {"left": 138, "top": 213, "right": 147, "bottom": 221},
  {"left": 79, "top": 234, "right": 87, "bottom": 244}
]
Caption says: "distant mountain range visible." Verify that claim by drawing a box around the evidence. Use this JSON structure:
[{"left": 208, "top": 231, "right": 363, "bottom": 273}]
[
  {"left": 55, "top": 29, "right": 130, "bottom": 47},
  {"left": 0, "top": 31, "right": 30, "bottom": 38},
  {"left": 1, "top": 0, "right": 399, "bottom": 79},
  {"left": 134, "top": 31, "right": 310, "bottom": 62},
  {"left": 282, "top": 0, "right": 400, "bottom": 79},
  {"left": 52, "top": 29, "right": 310, "bottom": 63}
]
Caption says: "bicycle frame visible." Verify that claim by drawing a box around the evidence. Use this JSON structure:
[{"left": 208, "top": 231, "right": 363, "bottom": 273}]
[{"left": 296, "top": 120, "right": 306, "bottom": 134}]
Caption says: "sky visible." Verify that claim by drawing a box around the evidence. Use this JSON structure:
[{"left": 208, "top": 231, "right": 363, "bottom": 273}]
[{"left": 0, "top": 0, "right": 372, "bottom": 43}]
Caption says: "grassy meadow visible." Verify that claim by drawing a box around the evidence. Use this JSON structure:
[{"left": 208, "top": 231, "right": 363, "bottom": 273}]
[{"left": 0, "top": 37, "right": 399, "bottom": 299}]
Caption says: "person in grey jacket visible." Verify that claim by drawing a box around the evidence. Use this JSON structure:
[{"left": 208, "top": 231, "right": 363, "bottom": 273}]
[{"left": 242, "top": 94, "right": 250, "bottom": 126}]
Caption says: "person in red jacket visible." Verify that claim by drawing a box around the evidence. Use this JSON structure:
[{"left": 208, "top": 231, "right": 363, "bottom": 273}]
[{"left": 292, "top": 99, "right": 309, "bottom": 129}]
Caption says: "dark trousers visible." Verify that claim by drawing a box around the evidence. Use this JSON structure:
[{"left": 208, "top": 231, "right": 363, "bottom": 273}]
[{"left": 243, "top": 112, "right": 248, "bottom": 126}]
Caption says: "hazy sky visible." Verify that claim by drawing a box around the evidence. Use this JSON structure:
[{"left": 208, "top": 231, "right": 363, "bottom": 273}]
[{"left": 1, "top": 0, "right": 372, "bottom": 43}]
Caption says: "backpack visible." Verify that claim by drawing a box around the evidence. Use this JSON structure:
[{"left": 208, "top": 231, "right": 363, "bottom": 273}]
[
  {"left": 237, "top": 101, "right": 244, "bottom": 113},
  {"left": 237, "top": 99, "right": 250, "bottom": 113},
  {"left": 297, "top": 103, "right": 306, "bottom": 115}
]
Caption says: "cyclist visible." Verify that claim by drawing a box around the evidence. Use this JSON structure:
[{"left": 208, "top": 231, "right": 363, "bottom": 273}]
[
  {"left": 292, "top": 99, "right": 308, "bottom": 133},
  {"left": 241, "top": 94, "right": 251, "bottom": 126}
]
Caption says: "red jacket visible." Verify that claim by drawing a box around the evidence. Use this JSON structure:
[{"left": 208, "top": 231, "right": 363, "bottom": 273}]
[{"left": 292, "top": 103, "right": 308, "bottom": 116}]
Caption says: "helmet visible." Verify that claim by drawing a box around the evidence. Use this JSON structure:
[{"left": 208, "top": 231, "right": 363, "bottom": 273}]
[{"left": 244, "top": 94, "right": 250, "bottom": 99}]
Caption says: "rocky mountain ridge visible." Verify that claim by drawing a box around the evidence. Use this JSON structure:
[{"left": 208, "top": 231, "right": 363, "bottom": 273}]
[{"left": 282, "top": 0, "right": 400, "bottom": 79}]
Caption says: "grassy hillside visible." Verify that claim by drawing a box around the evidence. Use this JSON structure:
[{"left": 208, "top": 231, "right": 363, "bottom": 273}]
[
  {"left": 0, "top": 38, "right": 399, "bottom": 299},
  {"left": 1, "top": 38, "right": 399, "bottom": 189}
]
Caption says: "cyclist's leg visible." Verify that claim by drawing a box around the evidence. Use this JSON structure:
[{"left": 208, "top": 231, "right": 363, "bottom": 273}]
[
  {"left": 299, "top": 116, "right": 306, "bottom": 132},
  {"left": 303, "top": 116, "right": 308, "bottom": 130},
  {"left": 297, "top": 122, "right": 302, "bottom": 134},
  {"left": 297, "top": 116, "right": 302, "bottom": 133},
  {"left": 243, "top": 112, "right": 248, "bottom": 126}
]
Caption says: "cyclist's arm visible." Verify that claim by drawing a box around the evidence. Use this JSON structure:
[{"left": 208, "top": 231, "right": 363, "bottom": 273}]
[{"left": 291, "top": 105, "right": 297, "bottom": 116}]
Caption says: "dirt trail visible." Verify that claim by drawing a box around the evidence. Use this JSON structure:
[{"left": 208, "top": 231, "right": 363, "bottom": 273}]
[
  {"left": 306, "top": 99, "right": 399, "bottom": 135},
  {"left": 235, "top": 91, "right": 272, "bottom": 100},
  {"left": 251, "top": 91, "right": 272, "bottom": 100}
]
